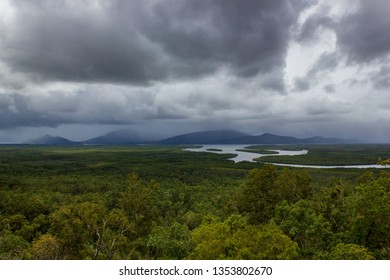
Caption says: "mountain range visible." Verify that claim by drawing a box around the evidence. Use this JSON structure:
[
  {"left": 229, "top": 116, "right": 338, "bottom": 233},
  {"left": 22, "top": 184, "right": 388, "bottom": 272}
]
[{"left": 24, "top": 129, "right": 360, "bottom": 145}]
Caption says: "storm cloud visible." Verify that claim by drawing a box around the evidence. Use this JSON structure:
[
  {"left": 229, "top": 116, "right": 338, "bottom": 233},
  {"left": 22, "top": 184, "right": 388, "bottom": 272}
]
[
  {"left": 336, "top": 0, "right": 390, "bottom": 64},
  {"left": 0, "top": 0, "right": 390, "bottom": 142},
  {"left": 0, "top": 0, "right": 310, "bottom": 84}
]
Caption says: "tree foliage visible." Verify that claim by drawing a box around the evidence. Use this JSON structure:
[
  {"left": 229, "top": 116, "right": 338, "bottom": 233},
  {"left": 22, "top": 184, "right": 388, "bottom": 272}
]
[
  {"left": 273, "top": 200, "right": 333, "bottom": 258},
  {"left": 236, "top": 165, "right": 312, "bottom": 223},
  {"left": 31, "top": 234, "right": 61, "bottom": 260},
  {"left": 346, "top": 182, "right": 390, "bottom": 258},
  {"left": 327, "top": 243, "right": 374, "bottom": 260},
  {"left": 147, "top": 221, "right": 193, "bottom": 259},
  {"left": 189, "top": 215, "right": 298, "bottom": 260}
]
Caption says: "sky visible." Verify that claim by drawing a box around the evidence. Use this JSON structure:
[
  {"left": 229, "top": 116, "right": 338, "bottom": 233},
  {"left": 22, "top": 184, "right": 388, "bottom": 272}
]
[{"left": 0, "top": 0, "right": 390, "bottom": 143}]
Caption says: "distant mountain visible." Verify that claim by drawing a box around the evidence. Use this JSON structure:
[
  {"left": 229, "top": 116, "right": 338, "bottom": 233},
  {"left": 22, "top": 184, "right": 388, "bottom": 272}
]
[
  {"left": 159, "top": 130, "right": 250, "bottom": 144},
  {"left": 299, "top": 136, "right": 360, "bottom": 144},
  {"left": 225, "top": 133, "right": 360, "bottom": 144},
  {"left": 226, "top": 133, "right": 301, "bottom": 144},
  {"left": 26, "top": 135, "right": 78, "bottom": 145},
  {"left": 83, "top": 129, "right": 141, "bottom": 145},
  {"left": 25, "top": 129, "right": 360, "bottom": 146},
  {"left": 160, "top": 131, "right": 360, "bottom": 145}
]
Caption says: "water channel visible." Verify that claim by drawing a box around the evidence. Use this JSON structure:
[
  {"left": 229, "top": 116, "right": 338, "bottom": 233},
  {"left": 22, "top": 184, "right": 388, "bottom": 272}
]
[{"left": 184, "top": 144, "right": 390, "bottom": 169}]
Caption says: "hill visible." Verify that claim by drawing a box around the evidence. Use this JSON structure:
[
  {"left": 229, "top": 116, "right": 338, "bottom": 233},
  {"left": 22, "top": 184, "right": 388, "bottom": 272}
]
[
  {"left": 26, "top": 135, "right": 78, "bottom": 145},
  {"left": 83, "top": 129, "right": 141, "bottom": 145}
]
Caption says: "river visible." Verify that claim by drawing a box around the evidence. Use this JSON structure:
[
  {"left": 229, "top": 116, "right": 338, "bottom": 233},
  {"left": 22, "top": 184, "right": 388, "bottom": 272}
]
[{"left": 184, "top": 144, "right": 390, "bottom": 169}]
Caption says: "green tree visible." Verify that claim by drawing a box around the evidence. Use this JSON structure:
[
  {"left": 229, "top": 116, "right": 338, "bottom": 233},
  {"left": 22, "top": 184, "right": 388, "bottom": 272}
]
[
  {"left": 49, "top": 202, "right": 133, "bottom": 259},
  {"left": 378, "top": 171, "right": 390, "bottom": 192},
  {"left": 31, "top": 234, "right": 61, "bottom": 260},
  {"left": 0, "top": 233, "right": 30, "bottom": 260},
  {"left": 312, "top": 183, "right": 351, "bottom": 238},
  {"left": 274, "top": 168, "right": 312, "bottom": 202},
  {"left": 347, "top": 182, "right": 390, "bottom": 258},
  {"left": 327, "top": 243, "right": 374, "bottom": 260},
  {"left": 49, "top": 202, "right": 107, "bottom": 259},
  {"left": 273, "top": 200, "right": 333, "bottom": 258},
  {"left": 147, "top": 221, "right": 193, "bottom": 259},
  {"left": 189, "top": 214, "right": 298, "bottom": 260},
  {"left": 92, "top": 208, "right": 133, "bottom": 260},
  {"left": 356, "top": 171, "right": 376, "bottom": 185},
  {"left": 236, "top": 165, "right": 278, "bottom": 223},
  {"left": 118, "top": 173, "right": 159, "bottom": 240},
  {"left": 236, "top": 166, "right": 312, "bottom": 224},
  {"left": 377, "top": 157, "right": 390, "bottom": 166}
]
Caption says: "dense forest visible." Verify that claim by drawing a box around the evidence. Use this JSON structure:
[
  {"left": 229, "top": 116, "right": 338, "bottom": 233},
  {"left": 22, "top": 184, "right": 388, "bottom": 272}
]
[{"left": 0, "top": 145, "right": 389, "bottom": 260}]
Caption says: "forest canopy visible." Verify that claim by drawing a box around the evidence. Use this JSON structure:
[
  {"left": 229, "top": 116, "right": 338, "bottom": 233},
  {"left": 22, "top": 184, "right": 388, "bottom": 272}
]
[{"left": 0, "top": 145, "right": 389, "bottom": 260}]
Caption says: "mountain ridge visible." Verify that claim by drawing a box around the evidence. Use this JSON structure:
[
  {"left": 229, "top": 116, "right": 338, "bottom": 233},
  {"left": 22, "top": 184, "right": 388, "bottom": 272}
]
[
  {"left": 25, "top": 129, "right": 361, "bottom": 145},
  {"left": 159, "top": 130, "right": 250, "bottom": 145},
  {"left": 160, "top": 130, "right": 360, "bottom": 145},
  {"left": 83, "top": 129, "right": 141, "bottom": 145}
]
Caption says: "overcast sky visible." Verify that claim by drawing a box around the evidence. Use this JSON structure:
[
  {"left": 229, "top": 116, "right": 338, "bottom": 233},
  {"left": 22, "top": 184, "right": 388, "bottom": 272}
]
[{"left": 1, "top": 0, "right": 390, "bottom": 143}]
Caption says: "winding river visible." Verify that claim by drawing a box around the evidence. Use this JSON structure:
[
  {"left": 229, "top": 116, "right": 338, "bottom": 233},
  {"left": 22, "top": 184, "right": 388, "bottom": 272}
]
[{"left": 184, "top": 144, "right": 390, "bottom": 169}]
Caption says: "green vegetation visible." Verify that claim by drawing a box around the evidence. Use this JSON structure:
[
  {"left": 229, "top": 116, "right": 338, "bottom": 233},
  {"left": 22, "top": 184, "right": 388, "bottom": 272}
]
[
  {"left": 0, "top": 144, "right": 389, "bottom": 259},
  {"left": 251, "top": 144, "right": 390, "bottom": 165},
  {"left": 378, "top": 157, "right": 390, "bottom": 165}
]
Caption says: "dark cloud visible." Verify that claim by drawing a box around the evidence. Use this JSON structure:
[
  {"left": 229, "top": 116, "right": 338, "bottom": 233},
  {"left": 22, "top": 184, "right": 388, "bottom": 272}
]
[
  {"left": 295, "top": 0, "right": 390, "bottom": 64},
  {"left": 310, "top": 51, "right": 339, "bottom": 73},
  {"left": 258, "top": 70, "right": 287, "bottom": 93},
  {"left": 370, "top": 66, "right": 390, "bottom": 90},
  {"left": 336, "top": 0, "right": 390, "bottom": 63},
  {"left": 0, "top": 93, "right": 59, "bottom": 128},
  {"left": 0, "top": 88, "right": 154, "bottom": 129},
  {"left": 304, "top": 96, "right": 353, "bottom": 117},
  {"left": 295, "top": 8, "right": 334, "bottom": 43},
  {"left": 323, "top": 84, "right": 336, "bottom": 93},
  {"left": 293, "top": 76, "right": 311, "bottom": 91},
  {"left": 143, "top": 0, "right": 310, "bottom": 80},
  {"left": 1, "top": 0, "right": 390, "bottom": 143},
  {"left": 0, "top": 0, "right": 312, "bottom": 87},
  {"left": 1, "top": 1, "right": 167, "bottom": 85},
  {"left": 287, "top": 0, "right": 383, "bottom": 93}
]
